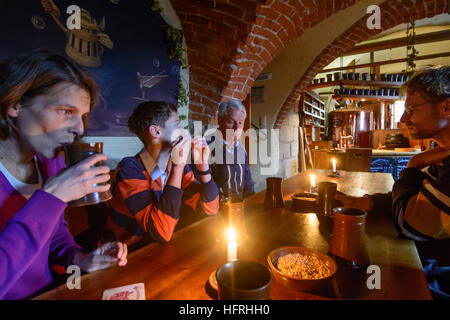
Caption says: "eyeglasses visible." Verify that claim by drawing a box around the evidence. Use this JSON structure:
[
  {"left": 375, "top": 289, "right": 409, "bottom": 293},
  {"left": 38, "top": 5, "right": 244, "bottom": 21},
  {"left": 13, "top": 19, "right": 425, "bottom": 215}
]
[{"left": 403, "top": 101, "right": 429, "bottom": 116}]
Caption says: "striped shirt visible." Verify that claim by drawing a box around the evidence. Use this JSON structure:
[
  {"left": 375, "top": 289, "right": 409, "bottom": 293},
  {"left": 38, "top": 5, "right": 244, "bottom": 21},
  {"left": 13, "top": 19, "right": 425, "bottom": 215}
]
[
  {"left": 107, "top": 150, "right": 219, "bottom": 246},
  {"left": 392, "top": 156, "right": 450, "bottom": 241}
]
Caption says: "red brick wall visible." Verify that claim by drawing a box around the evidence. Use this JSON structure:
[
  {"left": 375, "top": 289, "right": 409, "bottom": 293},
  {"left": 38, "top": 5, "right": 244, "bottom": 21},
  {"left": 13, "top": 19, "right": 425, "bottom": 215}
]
[
  {"left": 226, "top": 0, "right": 358, "bottom": 103},
  {"left": 273, "top": 0, "right": 449, "bottom": 128},
  {"left": 170, "top": 0, "right": 448, "bottom": 126},
  {"left": 171, "top": 0, "right": 262, "bottom": 124},
  {"left": 171, "top": 0, "right": 358, "bottom": 124}
]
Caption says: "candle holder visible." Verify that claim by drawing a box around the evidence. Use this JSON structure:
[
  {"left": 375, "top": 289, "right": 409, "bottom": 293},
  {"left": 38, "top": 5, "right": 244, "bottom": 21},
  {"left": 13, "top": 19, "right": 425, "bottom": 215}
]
[
  {"left": 209, "top": 236, "right": 239, "bottom": 292},
  {"left": 329, "top": 159, "right": 339, "bottom": 178},
  {"left": 216, "top": 197, "right": 247, "bottom": 245},
  {"left": 309, "top": 174, "right": 317, "bottom": 194},
  {"left": 328, "top": 171, "right": 340, "bottom": 178}
]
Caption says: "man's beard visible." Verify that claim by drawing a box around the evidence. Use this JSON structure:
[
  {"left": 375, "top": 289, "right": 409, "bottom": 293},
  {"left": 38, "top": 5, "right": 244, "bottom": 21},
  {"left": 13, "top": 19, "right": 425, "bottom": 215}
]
[{"left": 408, "top": 127, "right": 436, "bottom": 140}]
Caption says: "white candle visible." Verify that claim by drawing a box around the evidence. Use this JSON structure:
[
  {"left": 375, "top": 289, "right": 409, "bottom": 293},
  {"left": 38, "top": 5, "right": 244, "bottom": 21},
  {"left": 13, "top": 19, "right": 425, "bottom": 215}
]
[
  {"left": 227, "top": 240, "right": 237, "bottom": 261},
  {"left": 310, "top": 174, "right": 316, "bottom": 188},
  {"left": 226, "top": 228, "right": 237, "bottom": 261},
  {"left": 332, "top": 158, "right": 337, "bottom": 173}
]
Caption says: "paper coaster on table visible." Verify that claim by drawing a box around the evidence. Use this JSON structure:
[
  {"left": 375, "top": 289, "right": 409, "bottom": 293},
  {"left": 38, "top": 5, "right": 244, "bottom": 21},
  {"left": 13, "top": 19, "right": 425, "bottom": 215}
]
[{"left": 102, "top": 283, "right": 145, "bottom": 300}]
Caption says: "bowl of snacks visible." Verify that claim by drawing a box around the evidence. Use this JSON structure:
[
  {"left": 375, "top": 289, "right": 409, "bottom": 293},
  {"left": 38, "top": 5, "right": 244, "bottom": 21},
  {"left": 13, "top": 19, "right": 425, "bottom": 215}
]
[{"left": 267, "top": 246, "right": 337, "bottom": 292}]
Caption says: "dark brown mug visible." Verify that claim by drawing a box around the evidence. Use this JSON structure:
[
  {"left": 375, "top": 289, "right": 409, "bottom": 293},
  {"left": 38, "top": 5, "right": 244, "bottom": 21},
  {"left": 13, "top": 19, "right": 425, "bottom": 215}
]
[
  {"left": 63, "top": 142, "right": 112, "bottom": 206},
  {"left": 264, "top": 177, "right": 285, "bottom": 208},
  {"left": 329, "top": 207, "right": 369, "bottom": 269},
  {"left": 216, "top": 260, "right": 272, "bottom": 300},
  {"left": 317, "top": 181, "right": 337, "bottom": 216}
]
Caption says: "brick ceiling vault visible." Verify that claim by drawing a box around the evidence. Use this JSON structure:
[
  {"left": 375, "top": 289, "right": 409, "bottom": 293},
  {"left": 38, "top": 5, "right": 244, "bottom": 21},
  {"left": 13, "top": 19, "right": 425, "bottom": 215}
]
[
  {"left": 171, "top": 0, "right": 449, "bottom": 127},
  {"left": 272, "top": 0, "right": 449, "bottom": 129},
  {"left": 171, "top": 0, "right": 358, "bottom": 124}
]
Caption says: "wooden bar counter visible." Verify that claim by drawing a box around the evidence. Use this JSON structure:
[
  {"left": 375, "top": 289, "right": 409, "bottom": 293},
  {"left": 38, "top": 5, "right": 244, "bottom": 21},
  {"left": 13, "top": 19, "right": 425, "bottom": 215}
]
[{"left": 35, "top": 169, "right": 431, "bottom": 300}]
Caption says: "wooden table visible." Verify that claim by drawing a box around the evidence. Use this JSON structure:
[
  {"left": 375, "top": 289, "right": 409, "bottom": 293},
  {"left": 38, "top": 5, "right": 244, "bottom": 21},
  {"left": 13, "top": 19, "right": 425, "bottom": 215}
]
[{"left": 35, "top": 169, "right": 431, "bottom": 300}]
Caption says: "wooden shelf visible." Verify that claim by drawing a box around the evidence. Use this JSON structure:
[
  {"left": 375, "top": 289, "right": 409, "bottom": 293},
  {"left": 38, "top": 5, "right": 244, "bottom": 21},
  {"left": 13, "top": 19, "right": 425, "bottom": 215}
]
[
  {"left": 304, "top": 90, "right": 325, "bottom": 103},
  {"left": 333, "top": 95, "right": 401, "bottom": 101},
  {"left": 306, "top": 123, "right": 325, "bottom": 128},
  {"left": 307, "top": 80, "right": 405, "bottom": 90},
  {"left": 300, "top": 90, "right": 326, "bottom": 142},
  {"left": 304, "top": 111, "right": 325, "bottom": 120},
  {"left": 304, "top": 100, "right": 323, "bottom": 112}
]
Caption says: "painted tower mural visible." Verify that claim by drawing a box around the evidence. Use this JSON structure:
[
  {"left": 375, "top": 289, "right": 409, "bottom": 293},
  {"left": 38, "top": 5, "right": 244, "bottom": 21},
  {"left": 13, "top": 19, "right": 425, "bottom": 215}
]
[{"left": 0, "top": 0, "right": 181, "bottom": 136}]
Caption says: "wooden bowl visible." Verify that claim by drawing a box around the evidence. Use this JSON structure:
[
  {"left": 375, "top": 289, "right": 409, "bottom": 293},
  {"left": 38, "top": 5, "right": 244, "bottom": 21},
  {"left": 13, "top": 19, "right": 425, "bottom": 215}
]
[
  {"left": 292, "top": 192, "right": 318, "bottom": 213},
  {"left": 267, "top": 246, "right": 337, "bottom": 293}
]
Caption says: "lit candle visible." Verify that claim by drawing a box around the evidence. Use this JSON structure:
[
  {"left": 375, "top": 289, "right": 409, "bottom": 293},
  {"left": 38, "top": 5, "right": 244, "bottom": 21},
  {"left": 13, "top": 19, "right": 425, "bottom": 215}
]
[
  {"left": 226, "top": 228, "right": 237, "bottom": 261},
  {"left": 332, "top": 158, "right": 337, "bottom": 173},
  {"left": 310, "top": 174, "right": 316, "bottom": 188}
]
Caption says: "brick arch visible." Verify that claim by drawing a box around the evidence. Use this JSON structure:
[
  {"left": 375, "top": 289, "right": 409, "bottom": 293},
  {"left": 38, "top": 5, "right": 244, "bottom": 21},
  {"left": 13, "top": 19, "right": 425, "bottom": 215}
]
[
  {"left": 171, "top": 0, "right": 358, "bottom": 124},
  {"left": 171, "top": 0, "right": 265, "bottom": 124},
  {"left": 223, "top": 0, "right": 358, "bottom": 101},
  {"left": 273, "top": 0, "right": 449, "bottom": 129}
]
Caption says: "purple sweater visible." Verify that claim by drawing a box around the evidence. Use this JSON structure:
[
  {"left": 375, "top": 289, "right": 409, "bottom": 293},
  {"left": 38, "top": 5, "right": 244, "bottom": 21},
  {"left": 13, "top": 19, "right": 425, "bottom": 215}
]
[{"left": 0, "top": 155, "right": 81, "bottom": 300}]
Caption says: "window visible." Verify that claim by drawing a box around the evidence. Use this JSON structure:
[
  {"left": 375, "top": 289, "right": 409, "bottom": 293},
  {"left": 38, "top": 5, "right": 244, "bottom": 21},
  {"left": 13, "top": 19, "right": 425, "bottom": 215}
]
[{"left": 394, "top": 100, "right": 405, "bottom": 124}]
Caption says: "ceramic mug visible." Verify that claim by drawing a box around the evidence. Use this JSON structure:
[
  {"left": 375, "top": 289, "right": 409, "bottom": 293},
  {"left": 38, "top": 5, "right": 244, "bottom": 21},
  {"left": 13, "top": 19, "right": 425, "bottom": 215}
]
[
  {"left": 216, "top": 260, "right": 272, "bottom": 300},
  {"left": 63, "top": 142, "right": 112, "bottom": 206}
]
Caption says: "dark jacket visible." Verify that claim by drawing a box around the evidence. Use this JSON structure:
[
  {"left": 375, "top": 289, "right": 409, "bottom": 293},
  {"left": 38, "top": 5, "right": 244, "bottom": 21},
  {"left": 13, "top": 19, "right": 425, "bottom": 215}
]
[{"left": 192, "top": 138, "right": 255, "bottom": 200}]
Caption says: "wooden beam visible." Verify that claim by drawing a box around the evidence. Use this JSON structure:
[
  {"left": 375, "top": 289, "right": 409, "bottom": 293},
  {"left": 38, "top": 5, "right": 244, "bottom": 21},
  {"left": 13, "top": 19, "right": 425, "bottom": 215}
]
[
  {"left": 318, "top": 52, "right": 450, "bottom": 73},
  {"left": 343, "top": 30, "right": 450, "bottom": 56}
]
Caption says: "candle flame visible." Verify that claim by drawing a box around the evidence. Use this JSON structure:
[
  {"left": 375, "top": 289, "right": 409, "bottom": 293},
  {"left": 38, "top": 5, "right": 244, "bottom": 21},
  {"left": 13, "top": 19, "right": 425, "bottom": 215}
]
[
  {"left": 310, "top": 174, "right": 316, "bottom": 187},
  {"left": 226, "top": 227, "right": 236, "bottom": 241}
]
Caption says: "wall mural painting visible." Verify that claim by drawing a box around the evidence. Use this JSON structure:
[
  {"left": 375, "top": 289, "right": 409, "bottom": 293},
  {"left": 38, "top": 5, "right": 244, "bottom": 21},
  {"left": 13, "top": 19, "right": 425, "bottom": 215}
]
[{"left": 0, "top": 0, "right": 181, "bottom": 136}]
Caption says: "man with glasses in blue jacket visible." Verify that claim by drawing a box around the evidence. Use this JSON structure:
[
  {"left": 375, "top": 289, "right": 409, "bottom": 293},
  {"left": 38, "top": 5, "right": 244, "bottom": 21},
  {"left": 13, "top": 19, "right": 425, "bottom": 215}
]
[{"left": 336, "top": 66, "right": 450, "bottom": 299}]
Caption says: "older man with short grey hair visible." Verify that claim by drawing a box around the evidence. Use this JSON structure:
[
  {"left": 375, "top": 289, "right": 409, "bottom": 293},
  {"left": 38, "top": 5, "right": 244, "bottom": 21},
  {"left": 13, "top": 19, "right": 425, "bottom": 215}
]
[{"left": 212, "top": 99, "right": 255, "bottom": 200}]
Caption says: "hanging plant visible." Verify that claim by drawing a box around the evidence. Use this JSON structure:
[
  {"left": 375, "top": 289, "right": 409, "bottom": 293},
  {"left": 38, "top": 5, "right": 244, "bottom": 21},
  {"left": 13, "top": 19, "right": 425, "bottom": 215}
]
[
  {"left": 150, "top": 0, "right": 162, "bottom": 14},
  {"left": 406, "top": 20, "right": 419, "bottom": 72},
  {"left": 166, "top": 26, "right": 189, "bottom": 69},
  {"left": 151, "top": 0, "right": 189, "bottom": 128},
  {"left": 176, "top": 78, "right": 190, "bottom": 107}
]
